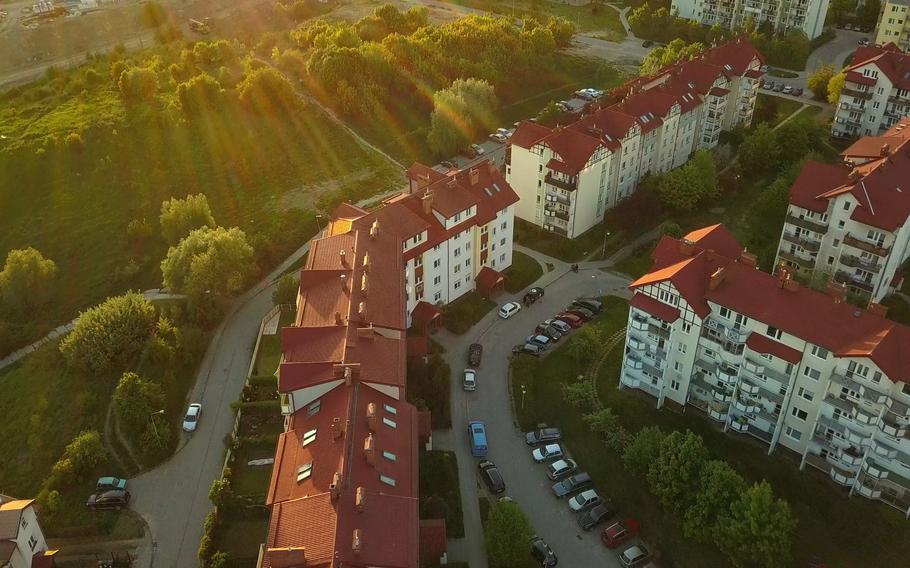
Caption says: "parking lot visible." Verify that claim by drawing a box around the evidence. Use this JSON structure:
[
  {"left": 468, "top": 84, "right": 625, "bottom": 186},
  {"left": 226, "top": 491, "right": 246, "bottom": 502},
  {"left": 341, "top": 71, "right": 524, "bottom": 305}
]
[{"left": 438, "top": 260, "right": 643, "bottom": 567}]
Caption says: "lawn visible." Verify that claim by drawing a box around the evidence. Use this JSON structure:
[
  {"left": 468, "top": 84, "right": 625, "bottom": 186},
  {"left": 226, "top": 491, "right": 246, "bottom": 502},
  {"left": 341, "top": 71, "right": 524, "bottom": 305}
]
[
  {"left": 504, "top": 251, "right": 543, "bottom": 293},
  {"left": 513, "top": 218, "right": 640, "bottom": 262},
  {"left": 511, "top": 296, "right": 910, "bottom": 567},
  {"left": 753, "top": 93, "right": 804, "bottom": 128},
  {"left": 419, "top": 450, "right": 466, "bottom": 538},
  {"left": 444, "top": 291, "right": 496, "bottom": 334},
  {"left": 438, "top": 0, "right": 626, "bottom": 39},
  {"left": 253, "top": 305, "right": 296, "bottom": 376},
  {"left": 217, "top": 509, "right": 271, "bottom": 566},
  {"left": 611, "top": 243, "right": 653, "bottom": 278}
]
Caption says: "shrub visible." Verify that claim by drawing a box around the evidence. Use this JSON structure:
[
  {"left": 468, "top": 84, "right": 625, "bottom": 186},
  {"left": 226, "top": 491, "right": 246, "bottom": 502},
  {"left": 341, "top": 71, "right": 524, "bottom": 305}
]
[
  {"left": 118, "top": 66, "right": 158, "bottom": 102},
  {"left": 65, "top": 430, "right": 107, "bottom": 477},
  {"left": 159, "top": 194, "right": 217, "bottom": 245}
]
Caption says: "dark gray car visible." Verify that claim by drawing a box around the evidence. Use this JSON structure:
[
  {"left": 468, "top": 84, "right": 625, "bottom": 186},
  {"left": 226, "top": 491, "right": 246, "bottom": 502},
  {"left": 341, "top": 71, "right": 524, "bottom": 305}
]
[
  {"left": 525, "top": 427, "right": 562, "bottom": 446},
  {"left": 551, "top": 472, "right": 592, "bottom": 497},
  {"left": 578, "top": 503, "right": 614, "bottom": 530}
]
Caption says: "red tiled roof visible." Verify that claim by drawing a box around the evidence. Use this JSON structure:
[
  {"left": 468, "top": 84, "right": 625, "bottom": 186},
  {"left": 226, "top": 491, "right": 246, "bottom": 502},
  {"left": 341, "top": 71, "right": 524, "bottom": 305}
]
[
  {"left": 265, "top": 494, "right": 338, "bottom": 567},
  {"left": 698, "top": 35, "right": 764, "bottom": 74},
  {"left": 475, "top": 266, "right": 504, "bottom": 293},
  {"left": 410, "top": 301, "right": 442, "bottom": 328},
  {"left": 787, "top": 161, "right": 851, "bottom": 214},
  {"left": 546, "top": 158, "right": 577, "bottom": 176},
  {"left": 708, "top": 87, "right": 730, "bottom": 97},
  {"left": 419, "top": 519, "right": 448, "bottom": 566},
  {"left": 629, "top": 293, "right": 681, "bottom": 323},
  {"left": 406, "top": 336, "right": 429, "bottom": 358},
  {"left": 848, "top": 45, "right": 910, "bottom": 90},
  {"left": 845, "top": 70, "right": 876, "bottom": 86},
  {"left": 511, "top": 120, "right": 552, "bottom": 149},
  {"left": 683, "top": 224, "right": 743, "bottom": 259},
  {"left": 746, "top": 332, "right": 802, "bottom": 364},
  {"left": 546, "top": 127, "right": 604, "bottom": 169}
]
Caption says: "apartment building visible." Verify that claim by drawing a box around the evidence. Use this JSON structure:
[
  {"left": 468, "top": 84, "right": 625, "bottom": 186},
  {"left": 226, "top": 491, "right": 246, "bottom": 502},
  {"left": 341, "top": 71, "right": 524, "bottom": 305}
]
[
  {"left": 0, "top": 497, "right": 57, "bottom": 568},
  {"left": 831, "top": 44, "right": 910, "bottom": 138},
  {"left": 621, "top": 224, "right": 910, "bottom": 515},
  {"left": 874, "top": 0, "right": 910, "bottom": 52},
  {"left": 774, "top": 119, "right": 910, "bottom": 301},
  {"left": 672, "top": 0, "right": 830, "bottom": 39},
  {"left": 507, "top": 38, "right": 763, "bottom": 238}
]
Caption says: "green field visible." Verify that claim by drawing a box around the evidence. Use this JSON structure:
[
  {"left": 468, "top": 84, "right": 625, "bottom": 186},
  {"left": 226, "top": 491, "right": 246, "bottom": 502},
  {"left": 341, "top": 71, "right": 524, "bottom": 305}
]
[
  {"left": 438, "top": 0, "right": 626, "bottom": 39},
  {"left": 504, "top": 250, "right": 543, "bottom": 293}
]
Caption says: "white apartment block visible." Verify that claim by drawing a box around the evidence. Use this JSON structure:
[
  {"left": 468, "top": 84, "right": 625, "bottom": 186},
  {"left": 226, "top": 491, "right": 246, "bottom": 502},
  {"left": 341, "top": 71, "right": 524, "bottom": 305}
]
[
  {"left": 775, "top": 118, "right": 910, "bottom": 301},
  {"left": 832, "top": 44, "right": 910, "bottom": 138},
  {"left": 507, "top": 38, "right": 763, "bottom": 238},
  {"left": 672, "top": 0, "right": 830, "bottom": 39},
  {"left": 0, "top": 497, "right": 56, "bottom": 568},
  {"left": 621, "top": 225, "right": 910, "bottom": 516},
  {"left": 874, "top": 0, "right": 910, "bottom": 52}
]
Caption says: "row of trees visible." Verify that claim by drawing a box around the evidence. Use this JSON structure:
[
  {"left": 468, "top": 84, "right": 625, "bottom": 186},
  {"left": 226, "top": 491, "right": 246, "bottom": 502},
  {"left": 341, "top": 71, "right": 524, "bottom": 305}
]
[
  {"left": 427, "top": 78, "right": 499, "bottom": 157},
  {"left": 736, "top": 119, "right": 827, "bottom": 179},
  {"left": 807, "top": 64, "right": 846, "bottom": 104}
]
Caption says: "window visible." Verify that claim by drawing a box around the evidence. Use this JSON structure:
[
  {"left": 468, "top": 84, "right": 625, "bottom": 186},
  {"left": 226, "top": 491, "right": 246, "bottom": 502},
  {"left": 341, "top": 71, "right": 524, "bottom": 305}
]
[
  {"left": 500, "top": 238, "right": 506, "bottom": 246},
  {"left": 383, "top": 450, "right": 397, "bottom": 462},
  {"left": 833, "top": 239, "right": 840, "bottom": 247},
  {"left": 384, "top": 404, "right": 397, "bottom": 415},
  {"left": 838, "top": 220, "right": 845, "bottom": 229},
  {"left": 843, "top": 202, "right": 850, "bottom": 211},
  {"left": 903, "top": 382, "right": 910, "bottom": 396},
  {"left": 734, "top": 313, "right": 749, "bottom": 327},
  {"left": 28, "top": 535, "right": 37, "bottom": 551},
  {"left": 791, "top": 407, "right": 808, "bottom": 421},
  {"left": 465, "top": 259, "right": 471, "bottom": 267},
  {"left": 766, "top": 325, "right": 782, "bottom": 340},
  {"left": 20, "top": 518, "right": 28, "bottom": 530},
  {"left": 678, "top": 343, "right": 687, "bottom": 354},
  {"left": 297, "top": 462, "right": 313, "bottom": 482},
  {"left": 827, "top": 256, "right": 834, "bottom": 265},
  {"left": 803, "top": 367, "right": 821, "bottom": 381},
  {"left": 682, "top": 322, "right": 692, "bottom": 333},
  {"left": 671, "top": 380, "right": 681, "bottom": 390},
  {"left": 785, "top": 426, "right": 802, "bottom": 441},
  {"left": 307, "top": 399, "right": 321, "bottom": 416},
  {"left": 433, "top": 259, "right": 441, "bottom": 268},
  {"left": 383, "top": 417, "right": 397, "bottom": 428},
  {"left": 500, "top": 253, "right": 506, "bottom": 262},
  {"left": 302, "top": 428, "right": 317, "bottom": 446},
  {"left": 454, "top": 264, "right": 461, "bottom": 274},
  {"left": 872, "top": 371, "right": 882, "bottom": 384},
  {"left": 434, "top": 291, "right": 442, "bottom": 301},
  {"left": 380, "top": 474, "right": 397, "bottom": 487},
  {"left": 674, "top": 361, "right": 682, "bottom": 372},
  {"left": 434, "top": 275, "right": 441, "bottom": 285},
  {"left": 501, "top": 221, "right": 507, "bottom": 230},
  {"left": 454, "top": 281, "right": 461, "bottom": 290},
  {"left": 719, "top": 307, "right": 730, "bottom": 318},
  {"left": 811, "top": 345, "right": 829, "bottom": 360},
  {"left": 466, "top": 242, "right": 471, "bottom": 251},
  {"left": 454, "top": 247, "right": 461, "bottom": 258},
  {"left": 797, "top": 387, "right": 814, "bottom": 402}
]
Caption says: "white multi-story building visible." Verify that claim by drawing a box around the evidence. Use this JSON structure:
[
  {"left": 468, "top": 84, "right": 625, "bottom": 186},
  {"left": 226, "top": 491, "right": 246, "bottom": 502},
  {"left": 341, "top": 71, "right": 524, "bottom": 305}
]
[
  {"left": 832, "top": 44, "right": 910, "bottom": 138},
  {"left": 672, "top": 0, "right": 830, "bottom": 39},
  {"left": 0, "top": 497, "right": 57, "bottom": 568},
  {"left": 621, "top": 224, "right": 910, "bottom": 515},
  {"left": 775, "top": 118, "right": 910, "bottom": 301},
  {"left": 507, "top": 38, "right": 763, "bottom": 238},
  {"left": 874, "top": 0, "right": 910, "bottom": 53}
]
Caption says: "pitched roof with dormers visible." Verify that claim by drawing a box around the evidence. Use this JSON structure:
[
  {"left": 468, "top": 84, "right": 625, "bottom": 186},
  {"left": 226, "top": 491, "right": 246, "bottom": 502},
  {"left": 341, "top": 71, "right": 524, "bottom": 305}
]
[{"left": 847, "top": 44, "right": 910, "bottom": 90}]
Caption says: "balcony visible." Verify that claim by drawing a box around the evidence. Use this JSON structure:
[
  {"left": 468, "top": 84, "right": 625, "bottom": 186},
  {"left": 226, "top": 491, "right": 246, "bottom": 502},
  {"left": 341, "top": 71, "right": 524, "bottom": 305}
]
[
  {"left": 840, "top": 101, "right": 865, "bottom": 112},
  {"left": 834, "top": 271, "right": 874, "bottom": 293},
  {"left": 805, "top": 452, "right": 856, "bottom": 487},
  {"left": 708, "top": 401, "right": 729, "bottom": 422},
  {"left": 546, "top": 224, "right": 567, "bottom": 237},
  {"left": 785, "top": 214, "right": 827, "bottom": 233},
  {"left": 839, "top": 446, "right": 865, "bottom": 467},
  {"left": 713, "top": 388, "right": 733, "bottom": 403},
  {"left": 855, "top": 479, "right": 883, "bottom": 499},
  {"left": 841, "top": 253, "right": 885, "bottom": 273},
  {"left": 544, "top": 205, "right": 570, "bottom": 221},
  {"left": 732, "top": 397, "right": 760, "bottom": 414},
  {"left": 781, "top": 231, "right": 821, "bottom": 252},
  {"left": 545, "top": 173, "right": 577, "bottom": 192},
  {"left": 778, "top": 250, "right": 815, "bottom": 270},
  {"left": 729, "top": 417, "right": 750, "bottom": 432},
  {"left": 717, "top": 365, "right": 739, "bottom": 385},
  {"left": 740, "top": 382, "right": 760, "bottom": 395},
  {"left": 649, "top": 324, "right": 670, "bottom": 340},
  {"left": 843, "top": 233, "right": 890, "bottom": 257},
  {"left": 863, "top": 459, "right": 890, "bottom": 480},
  {"left": 545, "top": 191, "right": 570, "bottom": 206},
  {"left": 878, "top": 414, "right": 908, "bottom": 438},
  {"left": 842, "top": 87, "right": 873, "bottom": 100}
]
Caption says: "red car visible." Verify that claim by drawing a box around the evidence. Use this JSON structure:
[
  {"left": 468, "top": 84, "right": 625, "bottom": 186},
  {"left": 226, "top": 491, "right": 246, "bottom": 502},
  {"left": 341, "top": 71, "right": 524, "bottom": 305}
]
[
  {"left": 601, "top": 518, "right": 640, "bottom": 549},
  {"left": 555, "top": 313, "right": 583, "bottom": 328}
]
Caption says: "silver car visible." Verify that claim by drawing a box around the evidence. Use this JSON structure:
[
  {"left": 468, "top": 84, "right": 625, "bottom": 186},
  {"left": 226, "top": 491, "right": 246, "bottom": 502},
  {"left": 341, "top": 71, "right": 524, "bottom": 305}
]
[
  {"left": 463, "top": 369, "right": 477, "bottom": 391},
  {"left": 532, "top": 443, "right": 563, "bottom": 463},
  {"left": 568, "top": 489, "right": 601, "bottom": 512},
  {"left": 182, "top": 403, "right": 202, "bottom": 432}
]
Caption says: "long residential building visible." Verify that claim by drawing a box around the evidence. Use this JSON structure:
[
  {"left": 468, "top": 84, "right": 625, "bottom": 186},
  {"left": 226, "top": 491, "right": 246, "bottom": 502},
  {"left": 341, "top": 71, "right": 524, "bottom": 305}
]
[
  {"left": 671, "top": 0, "right": 830, "bottom": 39},
  {"left": 832, "top": 44, "right": 910, "bottom": 138},
  {"left": 621, "top": 224, "right": 910, "bottom": 515},
  {"left": 874, "top": 0, "right": 910, "bottom": 52},
  {"left": 507, "top": 38, "right": 763, "bottom": 238},
  {"left": 774, "top": 118, "right": 910, "bottom": 301}
]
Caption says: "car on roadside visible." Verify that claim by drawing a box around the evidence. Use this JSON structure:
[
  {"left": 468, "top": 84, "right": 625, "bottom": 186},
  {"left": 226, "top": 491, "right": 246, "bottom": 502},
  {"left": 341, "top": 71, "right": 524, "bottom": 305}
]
[
  {"left": 563, "top": 306, "right": 594, "bottom": 321},
  {"left": 546, "top": 458, "right": 578, "bottom": 480},
  {"left": 760, "top": 64, "right": 769, "bottom": 73},
  {"left": 467, "top": 343, "right": 483, "bottom": 366},
  {"left": 573, "top": 297, "right": 603, "bottom": 312},
  {"left": 619, "top": 544, "right": 651, "bottom": 567},
  {"left": 499, "top": 301, "right": 522, "bottom": 319},
  {"left": 497, "top": 127, "right": 512, "bottom": 138},
  {"left": 532, "top": 443, "right": 564, "bottom": 463},
  {"left": 478, "top": 460, "right": 505, "bottom": 494},
  {"left": 525, "top": 427, "right": 562, "bottom": 446},
  {"left": 469, "top": 420, "right": 488, "bottom": 457},
  {"left": 568, "top": 489, "right": 601, "bottom": 512},
  {"left": 182, "top": 403, "right": 202, "bottom": 432},
  {"left": 763, "top": 80, "right": 775, "bottom": 90},
  {"left": 471, "top": 143, "right": 485, "bottom": 155},
  {"left": 844, "top": 23, "right": 853, "bottom": 30},
  {"left": 601, "top": 519, "right": 640, "bottom": 549},
  {"left": 578, "top": 503, "right": 614, "bottom": 531},
  {"left": 774, "top": 83, "right": 786, "bottom": 92},
  {"left": 526, "top": 287, "right": 545, "bottom": 302},
  {"left": 543, "top": 319, "right": 571, "bottom": 334},
  {"left": 783, "top": 85, "right": 793, "bottom": 95},
  {"left": 530, "top": 536, "right": 558, "bottom": 567},
  {"left": 86, "top": 490, "right": 131, "bottom": 511},
  {"left": 536, "top": 324, "right": 563, "bottom": 342},
  {"left": 526, "top": 334, "right": 551, "bottom": 349},
  {"left": 512, "top": 343, "right": 542, "bottom": 357},
  {"left": 642, "top": 39, "right": 653, "bottom": 48},
  {"left": 551, "top": 472, "right": 592, "bottom": 497},
  {"left": 793, "top": 87, "right": 804, "bottom": 96},
  {"left": 463, "top": 368, "right": 477, "bottom": 391},
  {"left": 440, "top": 160, "right": 457, "bottom": 170},
  {"left": 490, "top": 132, "right": 508, "bottom": 144},
  {"left": 555, "top": 313, "right": 583, "bottom": 328},
  {"left": 858, "top": 37, "right": 869, "bottom": 45},
  {"left": 96, "top": 477, "right": 127, "bottom": 492}
]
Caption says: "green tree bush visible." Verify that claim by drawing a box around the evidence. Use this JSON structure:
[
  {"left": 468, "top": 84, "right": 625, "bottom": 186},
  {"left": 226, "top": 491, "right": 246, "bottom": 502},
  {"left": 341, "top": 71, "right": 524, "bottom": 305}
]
[
  {"left": 65, "top": 430, "right": 107, "bottom": 476},
  {"left": 427, "top": 78, "right": 498, "bottom": 157},
  {"left": 113, "top": 372, "right": 165, "bottom": 434},
  {"left": 622, "top": 425, "right": 665, "bottom": 475},
  {"left": 118, "top": 67, "right": 159, "bottom": 102},
  {"left": 0, "top": 247, "right": 58, "bottom": 313},
  {"left": 159, "top": 193, "right": 217, "bottom": 245},
  {"left": 485, "top": 500, "right": 534, "bottom": 568},
  {"left": 684, "top": 459, "right": 746, "bottom": 541},
  {"left": 647, "top": 430, "right": 710, "bottom": 512},
  {"left": 176, "top": 73, "right": 224, "bottom": 116},
  {"left": 738, "top": 123, "right": 780, "bottom": 176},
  {"left": 160, "top": 227, "right": 257, "bottom": 298},
  {"left": 716, "top": 480, "right": 796, "bottom": 567},
  {"left": 807, "top": 64, "right": 835, "bottom": 100},
  {"left": 238, "top": 68, "right": 303, "bottom": 114},
  {"left": 273, "top": 273, "right": 300, "bottom": 306}
]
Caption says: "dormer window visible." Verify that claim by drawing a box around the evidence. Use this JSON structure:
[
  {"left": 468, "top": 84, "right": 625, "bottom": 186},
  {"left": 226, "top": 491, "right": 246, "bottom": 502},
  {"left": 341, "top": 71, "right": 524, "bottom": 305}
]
[
  {"left": 302, "top": 428, "right": 317, "bottom": 446},
  {"left": 383, "top": 417, "right": 397, "bottom": 428},
  {"left": 308, "top": 400, "right": 321, "bottom": 416},
  {"left": 384, "top": 404, "right": 397, "bottom": 415},
  {"left": 380, "top": 475, "right": 396, "bottom": 487},
  {"left": 297, "top": 462, "right": 313, "bottom": 482}
]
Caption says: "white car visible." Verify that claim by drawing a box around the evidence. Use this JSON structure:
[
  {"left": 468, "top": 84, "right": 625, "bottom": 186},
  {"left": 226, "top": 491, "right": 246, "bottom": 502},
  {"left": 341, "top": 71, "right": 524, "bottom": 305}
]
[
  {"left": 182, "top": 403, "right": 202, "bottom": 432},
  {"left": 568, "top": 489, "right": 602, "bottom": 512},
  {"left": 619, "top": 544, "right": 651, "bottom": 567},
  {"left": 532, "top": 443, "right": 563, "bottom": 463},
  {"left": 498, "top": 301, "right": 522, "bottom": 319},
  {"left": 463, "top": 369, "right": 477, "bottom": 391},
  {"left": 489, "top": 133, "right": 508, "bottom": 144}
]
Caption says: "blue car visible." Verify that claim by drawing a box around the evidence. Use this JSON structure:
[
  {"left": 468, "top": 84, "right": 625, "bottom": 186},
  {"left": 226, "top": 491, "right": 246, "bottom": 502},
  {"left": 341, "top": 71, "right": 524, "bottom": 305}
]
[{"left": 469, "top": 421, "right": 488, "bottom": 457}]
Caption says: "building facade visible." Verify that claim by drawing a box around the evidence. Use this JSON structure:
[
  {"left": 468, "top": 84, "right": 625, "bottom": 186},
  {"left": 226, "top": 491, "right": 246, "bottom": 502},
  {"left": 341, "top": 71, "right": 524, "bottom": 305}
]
[
  {"left": 621, "top": 224, "right": 910, "bottom": 515},
  {"left": 507, "top": 38, "right": 763, "bottom": 238},
  {"left": 0, "top": 498, "right": 56, "bottom": 568},
  {"left": 832, "top": 44, "right": 910, "bottom": 138},
  {"left": 775, "top": 118, "right": 910, "bottom": 301},
  {"left": 874, "top": 0, "right": 910, "bottom": 52},
  {"left": 672, "top": 0, "right": 830, "bottom": 39}
]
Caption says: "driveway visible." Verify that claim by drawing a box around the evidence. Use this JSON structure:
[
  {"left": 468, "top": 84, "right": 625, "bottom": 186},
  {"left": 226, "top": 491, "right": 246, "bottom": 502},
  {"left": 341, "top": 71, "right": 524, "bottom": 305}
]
[
  {"left": 805, "top": 28, "right": 866, "bottom": 76},
  {"left": 437, "top": 249, "right": 635, "bottom": 567}
]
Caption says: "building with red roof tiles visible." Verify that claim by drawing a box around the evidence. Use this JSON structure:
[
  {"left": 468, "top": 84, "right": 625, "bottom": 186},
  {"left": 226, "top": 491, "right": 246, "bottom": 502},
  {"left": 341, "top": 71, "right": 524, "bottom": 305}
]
[
  {"left": 0, "top": 497, "right": 57, "bottom": 568},
  {"left": 623, "top": 224, "right": 910, "bottom": 515},
  {"left": 507, "top": 38, "right": 763, "bottom": 238},
  {"left": 673, "top": 0, "right": 829, "bottom": 39},
  {"left": 775, "top": 118, "right": 910, "bottom": 301},
  {"left": 832, "top": 43, "right": 910, "bottom": 138}
]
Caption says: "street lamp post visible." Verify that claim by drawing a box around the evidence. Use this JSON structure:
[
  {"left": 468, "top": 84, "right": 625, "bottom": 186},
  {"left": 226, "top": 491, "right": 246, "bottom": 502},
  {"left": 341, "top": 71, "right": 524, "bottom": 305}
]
[
  {"left": 315, "top": 214, "right": 324, "bottom": 236},
  {"left": 521, "top": 384, "right": 527, "bottom": 410},
  {"left": 149, "top": 410, "right": 165, "bottom": 448},
  {"left": 601, "top": 231, "right": 612, "bottom": 260}
]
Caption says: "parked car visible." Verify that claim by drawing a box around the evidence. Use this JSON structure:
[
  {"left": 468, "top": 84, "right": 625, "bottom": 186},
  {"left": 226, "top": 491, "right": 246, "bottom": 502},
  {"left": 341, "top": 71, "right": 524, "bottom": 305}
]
[
  {"left": 546, "top": 459, "right": 578, "bottom": 480},
  {"left": 642, "top": 39, "right": 653, "bottom": 48},
  {"left": 440, "top": 160, "right": 457, "bottom": 170},
  {"left": 467, "top": 343, "right": 483, "bottom": 366},
  {"left": 469, "top": 421, "right": 488, "bottom": 457},
  {"left": 619, "top": 544, "right": 651, "bottom": 567},
  {"left": 544, "top": 318, "right": 572, "bottom": 334},
  {"left": 86, "top": 490, "right": 131, "bottom": 510},
  {"left": 496, "top": 127, "right": 512, "bottom": 138},
  {"left": 512, "top": 343, "right": 542, "bottom": 357},
  {"left": 471, "top": 143, "right": 485, "bottom": 155},
  {"left": 490, "top": 132, "right": 508, "bottom": 144},
  {"left": 573, "top": 297, "right": 603, "bottom": 312},
  {"left": 478, "top": 460, "right": 505, "bottom": 494},
  {"left": 563, "top": 306, "right": 594, "bottom": 321},
  {"left": 182, "top": 403, "right": 202, "bottom": 432},
  {"left": 763, "top": 80, "right": 775, "bottom": 90},
  {"left": 844, "top": 23, "right": 853, "bottom": 30},
  {"left": 96, "top": 477, "right": 127, "bottom": 492},
  {"left": 526, "top": 334, "right": 551, "bottom": 349},
  {"left": 578, "top": 503, "right": 614, "bottom": 531},
  {"left": 760, "top": 64, "right": 769, "bottom": 73},
  {"left": 463, "top": 368, "right": 477, "bottom": 391},
  {"left": 602, "top": 519, "right": 640, "bottom": 549},
  {"left": 530, "top": 537, "right": 558, "bottom": 567},
  {"left": 532, "top": 443, "right": 564, "bottom": 463},
  {"left": 525, "top": 427, "right": 562, "bottom": 446},
  {"left": 783, "top": 85, "right": 794, "bottom": 94},
  {"left": 499, "top": 301, "right": 522, "bottom": 319},
  {"left": 465, "top": 145, "right": 480, "bottom": 158},
  {"left": 774, "top": 83, "right": 786, "bottom": 92},
  {"left": 555, "top": 313, "right": 583, "bottom": 328},
  {"left": 793, "top": 87, "right": 804, "bottom": 96},
  {"left": 536, "top": 324, "right": 563, "bottom": 342},
  {"left": 568, "top": 489, "right": 601, "bottom": 512},
  {"left": 551, "top": 472, "right": 592, "bottom": 497},
  {"left": 526, "top": 287, "right": 545, "bottom": 302}
]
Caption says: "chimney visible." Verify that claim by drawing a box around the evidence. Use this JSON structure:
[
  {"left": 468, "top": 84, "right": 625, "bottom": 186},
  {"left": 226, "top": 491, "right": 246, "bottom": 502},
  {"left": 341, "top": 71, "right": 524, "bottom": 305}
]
[
  {"left": 739, "top": 250, "right": 758, "bottom": 268},
  {"left": 709, "top": 266, "right": 727, "bottom": 290},
  {"left": 826, "top": 280, "right": 847, "bottom": 304},
  {"left": 362, "top": 252, "right": 370, "bottom": 270},
  {"left": 783, "top": 278, "right": 799, "bottom": 292},
  {"left": 330, "top": 472, "right": 342, "bottom": 501},
  {"left": 363, "top": 433, "right": 376, "bottom": 466},
  {"left": 366, "top": 403, "right": 379, "bottom": 432},
  {"left": 360, "top": 273, "right": 368, "bottom": 295},
  {"left": 679, "top": 238, "right": 696, "bottom": 256},
  {"left": 849, "top": 168, "right": 861, "bottom": 181},
  {"left": 339, "top": 249, "right": 347, "bottom": 266},
  {"left": 267, "top": 547, "right": 307, "bottom": 568},
  {"left": 355, "top": 486, "right": 365, "bottom": 512},
  {"left": 469, "top": 167, "right": 480, "bottom": 186},
  {"left": 358, "top": 301, "right": 366, "bottom": 320},
  {"left": 332, "top": 416, "right": 344, "bottom": 440},
  {"left": 370, "top": 220, "right": 379, "bottom": 240},
  {"left": 868, "top": 301, "right": 889, "bottom": 318},
  {"left": 487, "top": 159, "right": 497, "bottom": 174},
  {"left": 421, "top": 191, "right": 433, "bottom": 215},
  {"left": 881, "top": 143, "right": 891, "bottom": 156},
  {"left": 340, "top": 273, "right": 347, "bottom": 291},
  {"left": 352, "top": 529, "right": 362, "bottom": 556}
]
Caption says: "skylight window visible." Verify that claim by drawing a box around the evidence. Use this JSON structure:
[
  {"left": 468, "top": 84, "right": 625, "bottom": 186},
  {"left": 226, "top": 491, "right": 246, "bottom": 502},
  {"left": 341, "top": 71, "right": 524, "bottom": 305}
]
[
  {"left": 297, "top": 462, "right": 313, "bottom": 482},
  {"left": 379, "top": 475, "right": 397, "bottom": 487},
  {"left": 484, "top": 187, "right": 492, "bottom": 196},
  {"left": 308, "top": 400, "right": 321, "bottom": 416},
  {"left": 383, "top": 451, "right": 397, "bottom": 462},
  {"left": 493, "top": 183, "right": 501, "bottom": 193},
  {"left": 383, "top": 417, "right": 397, "bottom": 428},
  {"left": 302, "top": 428, "right": 317, "bottom": 447},
  {"left": 384, "top": 404, "right": 397, "bottom": 415}
]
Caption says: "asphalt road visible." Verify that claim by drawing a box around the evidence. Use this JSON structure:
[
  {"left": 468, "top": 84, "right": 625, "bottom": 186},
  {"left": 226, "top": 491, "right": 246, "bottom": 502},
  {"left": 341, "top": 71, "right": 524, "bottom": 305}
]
[{"left": 437, "top": 248, "right": 635, "bottom": 568}]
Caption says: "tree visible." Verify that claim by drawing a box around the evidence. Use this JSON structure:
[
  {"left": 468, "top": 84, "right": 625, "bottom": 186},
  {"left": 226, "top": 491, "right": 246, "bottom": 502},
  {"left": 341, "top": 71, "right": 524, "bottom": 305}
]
[
  {"left": 657, "top": 150, "right": 717, "bottom": 211},
  {"left": 427, "top": 78, "right": 498, "bottom": 157},
  {"left": 141, "top": 1, "right": 168, "bottom": 28},
  {"left": 774, "top": 121, "right": 812, "bottom": 166},
  {"left": 209, "top": 477, "right": 233, "bottom": 508},
  {"left": 640, "top": 38, "right": 706, "bottom": 75},
  {"left": 60, "top": 292, "right": 157, "bottom": 373},
  {"left": 159, "top": 193, "right": 217, "bottom": 245},
  {"left": 485, "top": 500, "right": 534, "bottom": 568},
  {"left": 567, "top": 324, "right": 604, "bottom": 365},
  {"left": 113, "top": 372, "right": 165, "bottom": 435},
  {"left": 161, "top": 227, "right": 256, "bottom": 299},
  {"left": 622, "top": 426, "right": 665, "bottom": 476},
  {"left": 0, "top": 247, "right": 58, "bottom": 312},
  {"left": 858, "top": 0, "right": 881, "bottom": 27},
  {"left": 828, "top": 72, "right": 846, "bottom": 105},
  {"left": 716, "top": 481, "right": 796, "bottom": 568},
  {"left": 661, "top": 222, "right": 684, "bottom": 238},
  {"left": 583, "top": 407, "right": 628, "bottom": 450},
  {"left": 273, "top": 273, "right": 299, "bottom": 306},
  {"left": 176, "top": 73, "right": 223, "bottom": 116},
  {"left": 738, "top": 123, "right": 780, "bottom": 176},
  {"left": 238, "top": 67, "right": 303, "bottom": 114},
  {"left": 684, "top": 460, "right": 747, "bottom": 542},
  {"left": 118, "top": 66, "right": 158, "bottom": 102},
  {"left": 65, "top": 430, "right": 107, "bottom": 476},
  {"left": 561, "top": 379, "right": 596, "bottom": 410},
  {"left": 537, "top": 100, "right": 566, "bottom": 127},
  {"left": 647, "top": 430, "right": 709, "bottom": 512},
  {"left": 807, "top": 63, "right": 835, "bottom": 100}
]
